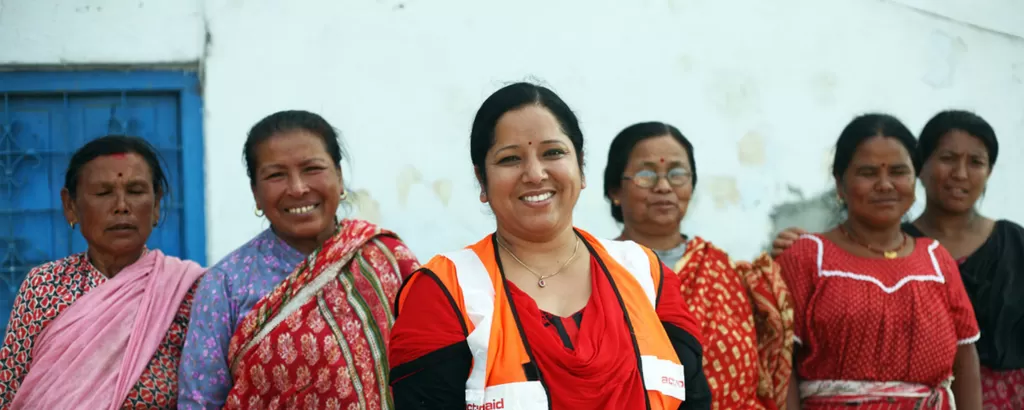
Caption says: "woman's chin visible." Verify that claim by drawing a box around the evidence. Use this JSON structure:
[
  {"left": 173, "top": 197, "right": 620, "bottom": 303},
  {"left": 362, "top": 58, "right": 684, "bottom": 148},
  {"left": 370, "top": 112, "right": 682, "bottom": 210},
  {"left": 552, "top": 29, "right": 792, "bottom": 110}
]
[{"left": 507, "top": 217, "right": 570, "bottom": 238}]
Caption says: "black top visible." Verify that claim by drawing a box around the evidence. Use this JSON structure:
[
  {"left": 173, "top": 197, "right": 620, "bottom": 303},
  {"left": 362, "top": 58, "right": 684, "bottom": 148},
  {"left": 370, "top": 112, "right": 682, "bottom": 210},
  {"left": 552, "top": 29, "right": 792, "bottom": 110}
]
[{"left": 902, "top": 220, "right": 1024, "bottom": 370}]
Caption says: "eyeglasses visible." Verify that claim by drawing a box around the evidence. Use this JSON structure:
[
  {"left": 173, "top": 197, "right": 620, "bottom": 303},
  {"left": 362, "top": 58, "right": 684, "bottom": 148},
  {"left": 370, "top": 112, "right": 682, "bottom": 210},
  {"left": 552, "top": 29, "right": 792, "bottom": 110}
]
[{"left": 623, "top": 168, "right": 692, "bottom": 189}]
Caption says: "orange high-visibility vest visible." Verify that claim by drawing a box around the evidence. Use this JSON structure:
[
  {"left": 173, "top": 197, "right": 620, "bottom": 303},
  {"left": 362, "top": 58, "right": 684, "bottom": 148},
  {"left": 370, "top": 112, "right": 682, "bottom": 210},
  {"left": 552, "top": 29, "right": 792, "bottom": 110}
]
[{"left": 396, "top": 228, "right": 688, "bottom": 409}]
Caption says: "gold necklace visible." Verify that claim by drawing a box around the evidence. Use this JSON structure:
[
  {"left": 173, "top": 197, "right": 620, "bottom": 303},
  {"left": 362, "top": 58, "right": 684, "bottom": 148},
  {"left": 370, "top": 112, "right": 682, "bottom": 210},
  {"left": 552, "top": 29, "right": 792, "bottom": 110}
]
[
  {"left": 839, "top": 223, "right": 908, "bottom": 259},
  {"left": 496, "top": 235, "right": 580, "bottom": 288}
]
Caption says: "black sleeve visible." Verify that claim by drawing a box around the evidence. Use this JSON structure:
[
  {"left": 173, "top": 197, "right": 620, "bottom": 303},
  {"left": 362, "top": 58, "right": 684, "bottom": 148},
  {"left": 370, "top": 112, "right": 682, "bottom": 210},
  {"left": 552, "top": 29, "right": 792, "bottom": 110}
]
[
  {"left": 663, "top": 322, "right": 713, "bottom": 410},
  {"left": 389, "top": 340, "right": 472, "bottom": 409}
]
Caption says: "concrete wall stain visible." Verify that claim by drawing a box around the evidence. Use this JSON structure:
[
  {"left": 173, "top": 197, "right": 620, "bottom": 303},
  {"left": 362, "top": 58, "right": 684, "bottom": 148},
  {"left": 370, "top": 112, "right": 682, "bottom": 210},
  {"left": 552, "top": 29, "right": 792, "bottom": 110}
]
[
  {"left": 737, "top": 131, "right": 766, "bottom": 167},
  {"left": 706, "top": 73, "right": 760, "bottom": 118},
  {"left": 396, "top": 165, "right": 422, "bottom": 208},
  {"left": 706, "top": 175, "right": 741, "bottom": 209},
  {"left": 350, "top": 188, "right": 382, "bottom": 224},
  {"left": 432, "top": 179, "right": 453, "bottom": 207},
  {"left": 765, "top": 187, "right": 842, "bottom": 251},
  {"left": 922, "top": 30, "right": 968, "bottom": 89}
]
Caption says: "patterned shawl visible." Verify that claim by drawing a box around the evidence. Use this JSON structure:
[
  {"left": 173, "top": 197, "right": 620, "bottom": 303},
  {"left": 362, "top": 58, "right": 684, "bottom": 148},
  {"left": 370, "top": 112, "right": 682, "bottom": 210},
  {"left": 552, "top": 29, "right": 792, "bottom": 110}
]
[
  {"left": 674, "top": 236, "right": 795, "bottom": 410},
  {"left": 224, "top": 219, "right": 405, "bottom": 410}
]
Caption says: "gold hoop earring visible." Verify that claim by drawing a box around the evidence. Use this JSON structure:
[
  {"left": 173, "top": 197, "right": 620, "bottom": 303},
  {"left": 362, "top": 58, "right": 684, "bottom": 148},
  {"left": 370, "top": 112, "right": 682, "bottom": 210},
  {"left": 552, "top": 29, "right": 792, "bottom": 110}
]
[
  {"left": 340, "top": 190, "right": 349, "bottom": 202},
  {"left": 254, "top": 207, "right": 264, "bottom": 217}
]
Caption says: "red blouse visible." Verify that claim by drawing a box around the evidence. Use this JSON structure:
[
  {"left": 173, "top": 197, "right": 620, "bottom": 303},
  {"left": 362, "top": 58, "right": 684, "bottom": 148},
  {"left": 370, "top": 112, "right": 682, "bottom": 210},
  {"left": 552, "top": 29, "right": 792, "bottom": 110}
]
[{"left": 777, "top": 235, "right": 980, "bottom": 387}]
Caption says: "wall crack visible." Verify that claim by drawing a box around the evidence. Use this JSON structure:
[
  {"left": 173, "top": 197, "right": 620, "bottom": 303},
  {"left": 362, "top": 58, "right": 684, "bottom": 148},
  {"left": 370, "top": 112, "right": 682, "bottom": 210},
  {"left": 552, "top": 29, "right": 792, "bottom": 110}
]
[{"left": 880, "top": 0, "right": 1024, "bottom": 42}]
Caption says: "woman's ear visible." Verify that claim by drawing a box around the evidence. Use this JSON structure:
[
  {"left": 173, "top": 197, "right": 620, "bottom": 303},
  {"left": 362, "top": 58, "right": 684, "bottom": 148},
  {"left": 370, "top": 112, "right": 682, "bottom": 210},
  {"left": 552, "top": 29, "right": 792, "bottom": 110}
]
[
  {"left": 60, "top": 188, "right": 78, "bottom": 225},
  {"left": 608, "top": 187, "right": 621, "bottom": 206},
  {"left": 834, "top": 177, "right": 846, "bottom": 203},
  {"left": 475, "top": 166, "right": 488, "bottom": 203}
]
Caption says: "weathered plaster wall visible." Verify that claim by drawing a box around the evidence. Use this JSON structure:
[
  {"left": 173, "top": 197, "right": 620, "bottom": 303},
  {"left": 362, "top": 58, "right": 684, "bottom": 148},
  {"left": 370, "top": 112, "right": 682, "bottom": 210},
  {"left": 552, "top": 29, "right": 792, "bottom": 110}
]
[{"left": 2, "top": 0, "right": 1021, "bottom": 263}]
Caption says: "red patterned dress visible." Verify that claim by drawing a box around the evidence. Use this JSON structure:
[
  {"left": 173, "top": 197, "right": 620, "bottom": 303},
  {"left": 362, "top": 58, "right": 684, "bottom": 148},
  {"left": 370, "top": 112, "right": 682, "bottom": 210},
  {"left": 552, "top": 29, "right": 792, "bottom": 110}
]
[
  {"left": 778, "top": 235, "right": 980, "bottom": 409},
  {"left": 0, "top": 253, "right": 196, "bottom": 409}
]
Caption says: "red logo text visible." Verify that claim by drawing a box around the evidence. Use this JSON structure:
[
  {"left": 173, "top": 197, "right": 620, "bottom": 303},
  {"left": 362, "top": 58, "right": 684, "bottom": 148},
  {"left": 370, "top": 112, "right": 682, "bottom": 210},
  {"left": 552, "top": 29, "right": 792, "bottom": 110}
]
[
  {"left": 467, "top": 399, "right": 505, "bottom": 410},
  {"left": 661, "top": 376, "right": 685, "bottom": 388}
]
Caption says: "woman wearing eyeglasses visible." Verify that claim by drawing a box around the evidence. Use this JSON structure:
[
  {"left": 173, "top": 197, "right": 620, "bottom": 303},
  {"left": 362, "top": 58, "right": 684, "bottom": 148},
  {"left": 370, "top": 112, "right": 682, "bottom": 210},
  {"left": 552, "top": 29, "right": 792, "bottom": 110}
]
[{"left": 604, "top": 122, "right": 794, "bottom": 410}]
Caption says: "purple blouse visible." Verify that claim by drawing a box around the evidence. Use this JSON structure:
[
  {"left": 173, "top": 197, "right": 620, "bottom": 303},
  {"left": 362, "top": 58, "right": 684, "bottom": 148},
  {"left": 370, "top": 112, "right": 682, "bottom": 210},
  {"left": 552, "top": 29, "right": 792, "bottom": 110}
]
[{"left": 177, "top": 228, "right": 305, "bottom": 409}]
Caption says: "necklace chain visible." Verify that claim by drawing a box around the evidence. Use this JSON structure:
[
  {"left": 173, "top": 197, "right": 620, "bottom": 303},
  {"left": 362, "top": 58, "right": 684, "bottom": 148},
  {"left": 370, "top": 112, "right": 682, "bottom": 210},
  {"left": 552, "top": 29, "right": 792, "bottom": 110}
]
[
  {"left": 839, "top": 223, "right": 908, "bottom": 259},
  {"left": 496, "top": 235, "right": 580, "bottom": 288}
]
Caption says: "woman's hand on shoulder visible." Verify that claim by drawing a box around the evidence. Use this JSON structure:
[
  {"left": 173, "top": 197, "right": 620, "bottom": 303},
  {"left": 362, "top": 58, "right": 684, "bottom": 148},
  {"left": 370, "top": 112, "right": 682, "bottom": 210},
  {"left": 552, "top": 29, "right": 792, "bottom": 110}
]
[{"left": 770, "top": 227, "right": 807, "bottom": 258}]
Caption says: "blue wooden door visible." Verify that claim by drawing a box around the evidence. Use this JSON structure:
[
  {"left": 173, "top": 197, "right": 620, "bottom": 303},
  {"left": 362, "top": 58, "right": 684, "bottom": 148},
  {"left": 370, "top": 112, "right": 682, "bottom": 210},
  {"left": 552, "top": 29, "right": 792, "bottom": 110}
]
[{"left": 0, "top": 91, "right": 187, "bottom": 330}]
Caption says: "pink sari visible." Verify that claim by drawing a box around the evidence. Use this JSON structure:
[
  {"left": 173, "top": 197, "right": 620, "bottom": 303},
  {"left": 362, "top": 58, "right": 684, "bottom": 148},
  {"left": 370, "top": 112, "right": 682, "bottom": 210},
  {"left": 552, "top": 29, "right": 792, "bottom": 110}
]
[{"left": 10, "top": 249, "right": 204, "bottom": 410}]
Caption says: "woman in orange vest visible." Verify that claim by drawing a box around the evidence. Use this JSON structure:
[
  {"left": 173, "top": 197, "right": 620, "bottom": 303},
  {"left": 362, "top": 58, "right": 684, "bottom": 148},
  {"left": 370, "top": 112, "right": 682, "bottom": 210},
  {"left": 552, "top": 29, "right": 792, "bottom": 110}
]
[{"left": 388, "top": 82, "right": 712, "bottom": 409}]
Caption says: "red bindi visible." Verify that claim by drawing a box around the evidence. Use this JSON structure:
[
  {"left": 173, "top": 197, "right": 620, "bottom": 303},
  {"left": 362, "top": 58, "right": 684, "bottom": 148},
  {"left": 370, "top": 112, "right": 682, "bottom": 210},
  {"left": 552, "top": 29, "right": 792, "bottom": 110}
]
[
  {"left": 108, "top": 153, "right": 127, "bottom": 159},
  {"left": 660, "top": 158, "right": 665, "bottom": 163},
  {"left": 528, "top": 142, "right": 532, "bottom": 145},
  {"left": 117, "top": 173, "right": 123, "bottom": 177}
]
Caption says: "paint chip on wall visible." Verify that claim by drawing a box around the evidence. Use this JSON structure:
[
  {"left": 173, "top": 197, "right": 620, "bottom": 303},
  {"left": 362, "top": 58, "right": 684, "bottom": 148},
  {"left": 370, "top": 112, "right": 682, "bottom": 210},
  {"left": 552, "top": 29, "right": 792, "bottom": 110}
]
[
  {"left": 432, "top": 179, "right": 453, "bottom": 207},
  {"left": 350, "top": 189, "right": 381, "bottom": 224},
  {"left": 922, "top": 30, "right": 967, "bottom": 89},
  {"left": 766, "top": 188, "right": 842, "bottom": 250},
  {"left": 737, "top": 131, "right": 766, "bottom": 166},
  {"left": 706, "top": 74, "right": 760, "bottom": 118},
  {"left": 707, "top": 175, "right": 741, "bottom": 209},
  {"left": 396, "top": 165, "right": 423, "bottom": 208}
]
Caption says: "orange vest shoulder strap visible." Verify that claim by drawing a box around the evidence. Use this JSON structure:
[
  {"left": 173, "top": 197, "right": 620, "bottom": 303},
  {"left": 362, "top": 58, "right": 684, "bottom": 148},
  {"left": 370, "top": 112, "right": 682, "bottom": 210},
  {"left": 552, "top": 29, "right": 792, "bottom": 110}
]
[
  {"left": 394, "top": 255, "right": 464, "bottom": 319},
  {"left": 394, "top": 235, "right": 496, "bottom": 333},
  {"left": 579, "top": 231, "right": 660, "bottom": 307}
]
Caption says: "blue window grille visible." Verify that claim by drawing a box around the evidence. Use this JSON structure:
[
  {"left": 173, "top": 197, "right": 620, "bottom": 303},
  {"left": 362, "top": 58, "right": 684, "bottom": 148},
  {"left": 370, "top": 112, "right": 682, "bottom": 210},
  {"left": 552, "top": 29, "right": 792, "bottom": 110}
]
[{"left": 0, "top": 71, "right": 206, "bottom": 330}]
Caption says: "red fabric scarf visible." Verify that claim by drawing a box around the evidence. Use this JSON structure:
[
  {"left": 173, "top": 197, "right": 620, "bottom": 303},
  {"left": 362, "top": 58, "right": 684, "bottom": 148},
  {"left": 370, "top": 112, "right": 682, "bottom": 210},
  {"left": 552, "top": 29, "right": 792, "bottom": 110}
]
[{"left": 505, "top": 256, "right": 649, "bottom": 409}]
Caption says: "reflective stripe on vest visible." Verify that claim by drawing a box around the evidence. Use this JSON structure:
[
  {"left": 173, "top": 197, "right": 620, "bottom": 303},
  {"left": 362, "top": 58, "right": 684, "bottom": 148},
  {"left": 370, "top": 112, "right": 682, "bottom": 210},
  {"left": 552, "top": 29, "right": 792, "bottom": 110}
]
[
  {"left": 594, "top": 237, "right": 658, "bottom": 307},
  {"left": 440, "top": 238, "right": 686, "bottom": 409}
]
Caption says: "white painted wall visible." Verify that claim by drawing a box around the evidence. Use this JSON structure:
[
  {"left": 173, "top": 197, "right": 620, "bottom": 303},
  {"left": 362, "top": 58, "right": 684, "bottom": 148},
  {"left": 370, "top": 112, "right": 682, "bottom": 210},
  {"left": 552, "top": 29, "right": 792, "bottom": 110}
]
[
  {"left": 0, "top": 0, "right": 204, "bottom": 64},
  {"left": 2, "top": 0, "right": 1022, "bottom": 265}
]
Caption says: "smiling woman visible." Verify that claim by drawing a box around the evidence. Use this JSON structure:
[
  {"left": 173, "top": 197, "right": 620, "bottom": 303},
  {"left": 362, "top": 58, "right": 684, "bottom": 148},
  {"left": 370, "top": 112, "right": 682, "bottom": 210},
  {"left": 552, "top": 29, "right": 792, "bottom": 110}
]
[
  {"left": 0, "top": 135, "right": 205, "bottom": 410},
  {"left": 772, "top": 110, "right": 1024, "bottom": 408},
  {"left": 776, "top": 113, "right": 982, "bottom": 410},
  {"left": 248, "top": 128, "right": 345, "bottom": 254},
  {"left": 177, "top": 110, "right": 420, "bottom": 410},
  {"left": 389, "top": 82, "right": 711, "bottom": 410}
]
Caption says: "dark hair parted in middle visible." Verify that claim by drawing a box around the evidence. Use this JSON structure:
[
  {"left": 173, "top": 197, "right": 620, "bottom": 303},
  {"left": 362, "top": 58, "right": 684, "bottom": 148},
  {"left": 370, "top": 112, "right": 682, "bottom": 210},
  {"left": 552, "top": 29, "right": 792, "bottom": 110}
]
[
  {"left": 918, "top": 109, "right": 998, "bottom": 169},
  {"left": 469, "top": 82, "right": 584, "bottom": 185},
  {"left": 243, "top": 110, "right": 346, "bottom": 186},
  {"left": 832, "top": 113, "right": 920, "bottom": 180},
  {"left": 603, "top": 121, "right": 697, "bottom": 223},
  {"left": 64, "top": 134, "right": 170, "bottom": 200}
]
